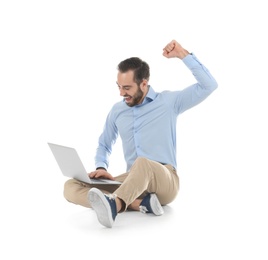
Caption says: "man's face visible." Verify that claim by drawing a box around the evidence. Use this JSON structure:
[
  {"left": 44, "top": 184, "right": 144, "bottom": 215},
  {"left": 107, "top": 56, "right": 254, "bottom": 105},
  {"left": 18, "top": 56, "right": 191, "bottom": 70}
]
[{"left": 116, "top": 70, "right": 147, "bottom": 107}]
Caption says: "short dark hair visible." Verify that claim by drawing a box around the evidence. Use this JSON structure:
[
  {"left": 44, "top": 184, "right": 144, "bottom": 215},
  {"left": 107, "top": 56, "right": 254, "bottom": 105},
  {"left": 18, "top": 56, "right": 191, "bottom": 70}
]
[{"left": 117, "top": 57, "right": 150, "bottom": 85}]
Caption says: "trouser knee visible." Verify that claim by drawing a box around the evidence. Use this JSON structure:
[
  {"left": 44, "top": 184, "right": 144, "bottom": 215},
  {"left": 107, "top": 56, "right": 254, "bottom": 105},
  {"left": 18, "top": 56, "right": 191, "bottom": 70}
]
[
  {"left": 63, "top": 178, "right": 77, "bottom": 202},
  {"left": 132, "top": 156, "right": 150, "bottom": 169}
]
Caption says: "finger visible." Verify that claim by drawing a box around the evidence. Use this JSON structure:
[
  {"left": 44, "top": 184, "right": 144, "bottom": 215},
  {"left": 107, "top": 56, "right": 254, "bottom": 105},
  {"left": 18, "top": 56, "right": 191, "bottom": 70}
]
[
  {"left": 95, "top": 172, "right": 102, "bottom": 178},
  {"left": 96, "top": 171, "right": 107, "bottom": 178},
  {"left": 162, "top": 50, "right": 168, "bottom": 56},
  {"left": 166, "top": 43, "right": 176, "bottom": 52},
  {"left": 107, "top": 174, "right": 115, "bottom": 180},
  {"left": 163, "top": 48, "right": 172, "bottom": 56},
  {"left": 89, "top": 171, "right": 96, "bottom": 177}
]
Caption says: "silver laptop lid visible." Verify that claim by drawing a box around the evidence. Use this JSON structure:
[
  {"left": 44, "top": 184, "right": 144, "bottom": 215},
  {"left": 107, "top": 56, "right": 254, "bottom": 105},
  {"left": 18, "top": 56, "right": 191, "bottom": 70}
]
[{"left": 48, "top": 143, "right": 121, "bottom": 185}]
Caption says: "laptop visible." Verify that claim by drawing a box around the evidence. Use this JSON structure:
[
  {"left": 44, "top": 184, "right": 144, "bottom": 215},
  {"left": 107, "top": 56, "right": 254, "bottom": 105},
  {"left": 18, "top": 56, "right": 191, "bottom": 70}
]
[{"left": 48, "top": 142, "right": 122, "bottom": 185}]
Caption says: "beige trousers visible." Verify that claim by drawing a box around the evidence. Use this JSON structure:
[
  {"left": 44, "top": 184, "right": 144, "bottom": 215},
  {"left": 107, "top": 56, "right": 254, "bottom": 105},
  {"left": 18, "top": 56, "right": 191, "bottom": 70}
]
[{"left": 64, "top": 157, "right": 180, "bottom": 210}]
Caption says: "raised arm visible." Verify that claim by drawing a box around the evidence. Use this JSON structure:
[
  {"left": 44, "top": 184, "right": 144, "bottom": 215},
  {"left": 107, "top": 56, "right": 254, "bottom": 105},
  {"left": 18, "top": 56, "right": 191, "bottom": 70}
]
[{"left": 163, "top": 39, "right": 218, "bottom": 114}]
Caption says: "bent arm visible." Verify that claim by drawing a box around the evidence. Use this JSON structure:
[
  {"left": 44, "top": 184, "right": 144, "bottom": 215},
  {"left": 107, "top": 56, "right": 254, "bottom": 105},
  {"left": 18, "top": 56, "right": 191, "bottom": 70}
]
[
  {"left": 163, "top": 39, "right": 218, "bottom": 114},
  {"left": 94, "top": 111, "right": 118, "bottom": 170},
  {"left": 172, "top": 53, "right": 218, "bottom": 114}
]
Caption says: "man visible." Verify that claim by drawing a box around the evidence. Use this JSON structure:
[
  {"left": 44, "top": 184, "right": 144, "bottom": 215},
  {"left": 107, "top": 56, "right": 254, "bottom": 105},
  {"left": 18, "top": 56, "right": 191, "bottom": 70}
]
[{"left": 64, "top": 39, "right": 218, "bottom": 228}]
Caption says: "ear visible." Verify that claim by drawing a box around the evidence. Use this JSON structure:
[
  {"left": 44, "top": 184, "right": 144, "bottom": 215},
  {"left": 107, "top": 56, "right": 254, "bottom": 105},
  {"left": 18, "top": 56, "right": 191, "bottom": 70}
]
[{"left": 141, "top": 79, "right": 148, "bottom": 91}]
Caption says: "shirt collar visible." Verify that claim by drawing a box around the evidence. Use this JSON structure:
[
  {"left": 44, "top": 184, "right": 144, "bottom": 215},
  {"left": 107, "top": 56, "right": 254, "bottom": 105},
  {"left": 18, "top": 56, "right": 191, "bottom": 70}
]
[{"left": 143, "top": 85, "right": 157, "bottom": 103}]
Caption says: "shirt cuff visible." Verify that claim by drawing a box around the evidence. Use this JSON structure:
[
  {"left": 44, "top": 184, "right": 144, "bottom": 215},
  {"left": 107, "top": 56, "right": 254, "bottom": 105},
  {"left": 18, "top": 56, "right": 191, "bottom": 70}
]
[
  {"left": 96, "top": 167, "right": 107, "bottom": 171},
  {"left": 182, "top": 52, "right": 202, "bottom": 69}
]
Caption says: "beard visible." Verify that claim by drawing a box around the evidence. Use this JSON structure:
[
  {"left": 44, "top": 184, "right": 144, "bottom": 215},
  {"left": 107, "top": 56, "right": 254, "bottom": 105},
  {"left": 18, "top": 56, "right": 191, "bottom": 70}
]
[{"left": 125, "top": 86, "right": 144, "bottom": 107}]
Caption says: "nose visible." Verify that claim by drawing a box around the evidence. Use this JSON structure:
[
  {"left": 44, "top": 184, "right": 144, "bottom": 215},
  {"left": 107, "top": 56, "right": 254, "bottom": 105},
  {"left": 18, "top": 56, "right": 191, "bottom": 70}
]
[{"left": 119, "top": 88, "right": 126, "bottom": 96}]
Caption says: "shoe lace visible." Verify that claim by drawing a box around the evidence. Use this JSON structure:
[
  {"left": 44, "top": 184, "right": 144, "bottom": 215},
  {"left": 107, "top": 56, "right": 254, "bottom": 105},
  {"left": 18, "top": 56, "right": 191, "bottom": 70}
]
[
  {"left": 105, "top": 193, "right": 116, "bottom": 201},
  {"left": 139, "top": 205, "right": 148, "bottom": 214}
]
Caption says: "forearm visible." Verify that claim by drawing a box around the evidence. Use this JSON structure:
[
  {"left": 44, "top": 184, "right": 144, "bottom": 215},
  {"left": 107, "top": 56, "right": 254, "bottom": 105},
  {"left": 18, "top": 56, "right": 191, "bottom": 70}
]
[
  {"left": 94, "top": 144, "right": 111, "bottom": 170},
  {"left": 183, "top": 53, "right": 218, "bottom": 91}
]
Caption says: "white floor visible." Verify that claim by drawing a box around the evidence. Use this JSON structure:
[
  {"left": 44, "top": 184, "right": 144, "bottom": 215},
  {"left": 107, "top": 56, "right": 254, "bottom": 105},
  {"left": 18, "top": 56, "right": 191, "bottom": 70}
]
[{"left": 2, "top": 169, "right": 267, "bottom": 260}]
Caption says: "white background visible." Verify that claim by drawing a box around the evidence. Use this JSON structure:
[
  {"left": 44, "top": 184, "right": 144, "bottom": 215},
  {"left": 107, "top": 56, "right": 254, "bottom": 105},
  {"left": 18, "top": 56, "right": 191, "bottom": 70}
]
[{"left": 1, "top": 0, "right": 267, "bottom": 259}]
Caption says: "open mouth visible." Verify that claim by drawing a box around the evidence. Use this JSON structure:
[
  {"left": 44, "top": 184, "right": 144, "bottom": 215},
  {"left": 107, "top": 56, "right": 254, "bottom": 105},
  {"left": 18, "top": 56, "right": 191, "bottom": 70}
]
[{"left": 124, "top": 96, "right": 132, "bottom": 102}]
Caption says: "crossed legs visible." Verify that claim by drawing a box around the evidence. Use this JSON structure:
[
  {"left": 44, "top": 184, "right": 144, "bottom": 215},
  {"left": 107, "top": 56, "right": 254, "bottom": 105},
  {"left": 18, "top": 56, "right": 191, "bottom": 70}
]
[{"left": 63, "top": 157, "right": 179, "bottom": 211}]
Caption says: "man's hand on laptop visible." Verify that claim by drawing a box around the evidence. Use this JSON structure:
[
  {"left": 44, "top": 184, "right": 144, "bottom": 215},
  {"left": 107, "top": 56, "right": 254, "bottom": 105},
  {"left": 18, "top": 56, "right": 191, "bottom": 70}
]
[{"left": 88, "top": 169, "right": 115, "bottom": 180}]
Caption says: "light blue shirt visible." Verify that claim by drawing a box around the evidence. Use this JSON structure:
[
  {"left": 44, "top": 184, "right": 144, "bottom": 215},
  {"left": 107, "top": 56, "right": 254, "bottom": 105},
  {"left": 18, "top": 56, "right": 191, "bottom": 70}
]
[{"left": 95, "top": 53, "right": 218, "bottom": 171}]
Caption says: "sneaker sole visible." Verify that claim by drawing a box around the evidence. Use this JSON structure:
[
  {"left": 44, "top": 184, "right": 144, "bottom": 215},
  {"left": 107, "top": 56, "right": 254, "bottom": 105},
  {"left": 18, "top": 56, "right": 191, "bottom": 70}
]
[
  {"left": 88, "top": 188, "right": 114, "bottom": 228},
  {"left": 150, "top": 194, "right": 164, "bottom": 216}
]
